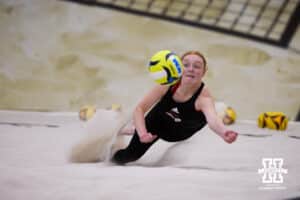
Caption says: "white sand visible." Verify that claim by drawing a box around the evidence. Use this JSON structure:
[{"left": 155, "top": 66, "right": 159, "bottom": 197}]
[{"left": 0, "top": 110, "right": 300, "bottom": 200}]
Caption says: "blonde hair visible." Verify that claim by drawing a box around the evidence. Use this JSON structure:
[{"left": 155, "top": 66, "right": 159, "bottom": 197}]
[{"left": 181, "top": 51, "right": 207, "bottom": 70}]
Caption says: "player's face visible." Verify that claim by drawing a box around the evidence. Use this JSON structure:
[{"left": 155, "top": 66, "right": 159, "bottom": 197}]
[{"left": 181, "top": 54, "right": 206, "bottom": 84}]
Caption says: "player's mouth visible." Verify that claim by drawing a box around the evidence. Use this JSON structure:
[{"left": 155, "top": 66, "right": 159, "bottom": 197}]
[{"left": 185, "top": 74, "right": 195, "bottom": 79}]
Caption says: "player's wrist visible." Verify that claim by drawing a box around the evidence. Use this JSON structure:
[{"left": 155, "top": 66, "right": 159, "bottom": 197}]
[{"left": 137, "top": 129, "right": 148, "bottom": 137}]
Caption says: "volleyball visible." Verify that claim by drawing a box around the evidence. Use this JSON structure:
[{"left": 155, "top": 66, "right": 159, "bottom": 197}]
[
  {"left": 148, "top": 50, "right": 183, "bottom": 85},
  {"left": 257, "top": 112, "right": 288, "bottom": 130},
  {"left": 215, "top": 102, "right": 237, "bottom": 125},
  {"left": 223, "top": 107, "right": 237, "bottom": 125},
  {"left": 79, "top": 105, "right": 96, "bottom": 121}
]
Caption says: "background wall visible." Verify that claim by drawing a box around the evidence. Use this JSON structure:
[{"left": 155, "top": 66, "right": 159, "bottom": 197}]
[{"left": 0, "top": 0, "right": 299, "bottom": 120}]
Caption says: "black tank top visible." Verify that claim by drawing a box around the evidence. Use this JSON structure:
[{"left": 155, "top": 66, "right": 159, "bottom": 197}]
[{"left": 151, "top": 82, "right": 207, "bottom": 132}]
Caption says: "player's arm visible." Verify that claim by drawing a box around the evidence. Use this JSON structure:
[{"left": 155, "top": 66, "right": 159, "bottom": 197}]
[
  {"left": 196, "top": 88, "right": 238, "bottom": 143},
  {"left": 134, "top": 84, "right": 169, "bottom": 143}
]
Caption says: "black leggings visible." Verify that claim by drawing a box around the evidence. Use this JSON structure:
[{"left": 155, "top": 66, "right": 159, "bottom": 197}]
[{"left": 112, "top": 109, "right": 198, "bottom": 165}]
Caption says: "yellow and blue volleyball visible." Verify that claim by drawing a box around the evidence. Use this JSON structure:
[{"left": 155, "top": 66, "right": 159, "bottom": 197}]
[
  {"left": 148, "top": 50, "right": 183, "bottom": 85},
  {"left": 257, "top": 112, "right": 288, "bottom": 130}
]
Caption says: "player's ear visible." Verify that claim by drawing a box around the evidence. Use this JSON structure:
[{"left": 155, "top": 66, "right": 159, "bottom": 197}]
[{"left": 203, "top": 66, "right": 207, "bottom": 76}]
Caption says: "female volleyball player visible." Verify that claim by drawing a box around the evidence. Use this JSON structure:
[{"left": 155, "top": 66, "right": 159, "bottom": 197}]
[{"left": 112, "top": 51, "right": 238, "bottom": 165}]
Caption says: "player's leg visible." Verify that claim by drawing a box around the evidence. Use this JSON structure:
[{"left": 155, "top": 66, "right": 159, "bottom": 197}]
[{"left": 111, "top": 131, "right": 159, "bottom": 165}]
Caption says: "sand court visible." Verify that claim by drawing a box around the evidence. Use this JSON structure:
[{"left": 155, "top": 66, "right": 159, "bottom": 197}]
[{"left": 0, "top": 110, "right": 300, "bottom": 200}]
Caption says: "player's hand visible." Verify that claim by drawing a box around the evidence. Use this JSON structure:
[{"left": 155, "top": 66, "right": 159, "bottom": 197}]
[
  {"left": 223, "top": 130, "right": 238, "bottom": 143},
  {"left": 139, "top": 132, "right": 158, "bottom": 143}
]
